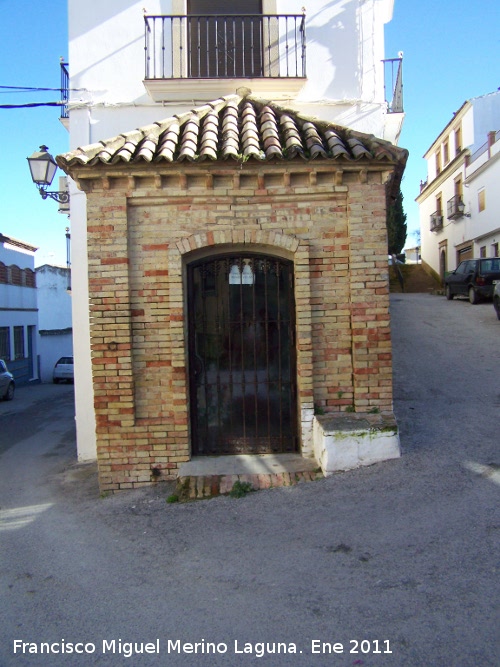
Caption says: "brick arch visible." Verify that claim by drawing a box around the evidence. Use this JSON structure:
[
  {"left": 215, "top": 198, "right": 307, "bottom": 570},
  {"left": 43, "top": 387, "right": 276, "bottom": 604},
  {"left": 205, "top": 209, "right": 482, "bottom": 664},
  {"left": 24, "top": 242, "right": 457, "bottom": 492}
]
[
  {"left": 176, "top": 229, "right": 301, "bottom": 257},
  {"left": 177, "top": 228, "right": 315, "bottom": 457}
]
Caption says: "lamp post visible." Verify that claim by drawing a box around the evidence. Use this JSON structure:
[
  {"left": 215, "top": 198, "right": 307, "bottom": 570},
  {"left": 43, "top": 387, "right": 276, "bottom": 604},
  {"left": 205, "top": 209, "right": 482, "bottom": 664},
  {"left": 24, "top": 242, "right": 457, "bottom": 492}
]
[
  {"left": 27, "top": 145, "right": 69, "bottom": 204},
  {"left": 65, "top": 227, "right": 72, "bottom": 293}
]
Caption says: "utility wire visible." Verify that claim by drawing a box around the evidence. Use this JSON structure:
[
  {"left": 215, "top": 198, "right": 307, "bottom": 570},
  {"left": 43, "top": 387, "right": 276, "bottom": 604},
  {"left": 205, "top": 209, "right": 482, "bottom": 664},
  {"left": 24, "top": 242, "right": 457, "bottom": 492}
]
[
  {"left": 0, "top": 85, "right": 85, "bottom": 93},
  {"left": 0, "top": 86, "right": 62, "bottom": 93},
  {"left": 0, "top": 102, "right": 65, "bottom": 109}
]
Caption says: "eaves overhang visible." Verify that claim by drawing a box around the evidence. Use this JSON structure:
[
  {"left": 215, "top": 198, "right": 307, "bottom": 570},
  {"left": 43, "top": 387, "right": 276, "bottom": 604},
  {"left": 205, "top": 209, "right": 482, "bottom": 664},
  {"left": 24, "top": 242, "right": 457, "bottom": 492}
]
[
  {"left": 57, "top": 94, "right": 408, "bottom": 198},
  {"left": 423, "top": 100, "right": 471, "bottom": 159},
  {"left": 416, "top": 149, "right": 469, "bottom": 203}
]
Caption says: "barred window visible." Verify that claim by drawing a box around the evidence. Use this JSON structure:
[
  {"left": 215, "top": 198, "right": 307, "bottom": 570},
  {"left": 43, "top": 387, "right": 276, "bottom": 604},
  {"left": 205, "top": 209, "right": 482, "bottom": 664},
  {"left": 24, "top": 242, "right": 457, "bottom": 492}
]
[
  {"left": 14, "top": 326, "right": 24, "bottom": 360},
  {"left": 0, "top": 263, "right": 36, "bottom": 287},
  {"left": 0, "top": 327, "right": 9, "bottom": 360},
  {"left": 11, "top": 265, "right": 22, "bottom": 286},
  {"left": 25, "top": 268, "right": 36, "bottom": 288}
]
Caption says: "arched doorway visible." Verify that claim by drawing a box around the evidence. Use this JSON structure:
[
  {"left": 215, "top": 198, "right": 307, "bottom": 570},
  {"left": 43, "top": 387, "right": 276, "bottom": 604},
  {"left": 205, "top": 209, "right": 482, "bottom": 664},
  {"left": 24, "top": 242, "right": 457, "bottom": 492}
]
[
  {"left": 187, "top": 253, "right": 298, "bottom": 456},
  {"left": 440, "top": 248, "right": 447, "bottom": 285}
]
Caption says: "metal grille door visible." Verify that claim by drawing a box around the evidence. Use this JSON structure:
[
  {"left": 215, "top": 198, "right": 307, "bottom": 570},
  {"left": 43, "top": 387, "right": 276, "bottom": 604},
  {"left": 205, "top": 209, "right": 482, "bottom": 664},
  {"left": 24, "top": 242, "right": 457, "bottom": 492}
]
[{"left": 188, "top": 254, "right": 298, "bottom": 455}]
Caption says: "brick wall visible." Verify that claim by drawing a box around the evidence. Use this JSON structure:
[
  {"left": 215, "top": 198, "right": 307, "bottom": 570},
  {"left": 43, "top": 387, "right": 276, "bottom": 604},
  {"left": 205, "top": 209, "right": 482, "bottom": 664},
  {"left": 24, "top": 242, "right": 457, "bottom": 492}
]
[{"left": 81, "top": 163, "right": 393, "bottom": 490}]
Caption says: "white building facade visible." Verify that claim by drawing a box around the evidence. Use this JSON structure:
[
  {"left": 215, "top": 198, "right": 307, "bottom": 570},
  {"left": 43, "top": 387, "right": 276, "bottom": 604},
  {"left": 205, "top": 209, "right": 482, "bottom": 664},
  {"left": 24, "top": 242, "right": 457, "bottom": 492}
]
[
  {"left": 62, "top": 0, "right": 404, "bottom": 463},
  {"left": 417, "top": 90, "right": 500, "bottom": 281},
  {"left": 36, "top": 264, "right": 73, "bottom": 383},
  {"left": 0, "top": 234, "right": 38, "bottom": 385}
]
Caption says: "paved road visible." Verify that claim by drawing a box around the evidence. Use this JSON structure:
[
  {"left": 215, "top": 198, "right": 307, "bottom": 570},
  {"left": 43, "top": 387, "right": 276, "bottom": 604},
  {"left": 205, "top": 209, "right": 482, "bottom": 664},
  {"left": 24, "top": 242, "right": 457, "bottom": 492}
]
[{"left": 0, "top": 294, "right": 498, "bottom": 667}]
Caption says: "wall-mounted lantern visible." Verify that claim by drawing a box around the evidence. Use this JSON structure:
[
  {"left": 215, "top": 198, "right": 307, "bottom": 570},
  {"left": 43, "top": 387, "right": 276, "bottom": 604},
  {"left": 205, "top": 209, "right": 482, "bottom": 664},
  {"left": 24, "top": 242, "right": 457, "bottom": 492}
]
[
  {"left": 457, "top": 200, "right": 471, "bottom": 218},
  {"left": 27, "top": 145, "right": 69, "bottom": 205}
]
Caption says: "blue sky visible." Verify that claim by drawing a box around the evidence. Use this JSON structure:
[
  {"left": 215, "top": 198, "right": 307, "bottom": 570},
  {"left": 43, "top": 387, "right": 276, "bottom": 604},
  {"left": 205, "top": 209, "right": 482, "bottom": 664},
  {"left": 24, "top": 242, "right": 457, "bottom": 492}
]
[
  {"left": 385, "top": 0, "right": 499, "bottom": 246},
  {"left": 0, "top": 0, "right": 498, "bottom": 265}
]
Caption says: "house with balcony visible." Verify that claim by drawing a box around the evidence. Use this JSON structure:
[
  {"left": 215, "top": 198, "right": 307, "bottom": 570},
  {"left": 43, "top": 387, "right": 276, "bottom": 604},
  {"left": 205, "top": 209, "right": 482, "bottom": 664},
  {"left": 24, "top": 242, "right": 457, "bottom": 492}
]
[
  {"left": 0, "top": 234, "right": 39, "bottom": 386},
  {"left": 417, "top": 89, "right": 500, "bottom": 282},
  {"left": 57, "top": 0, "right": 407, "bottom": 492}
]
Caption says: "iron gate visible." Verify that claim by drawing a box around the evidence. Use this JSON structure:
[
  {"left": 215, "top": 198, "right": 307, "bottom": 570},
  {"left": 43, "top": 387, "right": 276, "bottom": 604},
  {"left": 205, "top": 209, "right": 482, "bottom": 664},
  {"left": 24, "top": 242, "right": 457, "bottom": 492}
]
[{"left": 188, "top": 254, "right": 298, "bottom": 455}]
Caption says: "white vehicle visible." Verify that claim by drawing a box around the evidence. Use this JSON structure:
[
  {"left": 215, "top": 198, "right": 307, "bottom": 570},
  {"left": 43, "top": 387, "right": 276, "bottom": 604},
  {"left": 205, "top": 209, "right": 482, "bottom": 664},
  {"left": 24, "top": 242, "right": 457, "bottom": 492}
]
[
  {"left": 0, "top": 359, "right": 15, "bottom": 400},
  {"left": 493, "top": 281, "right": 500, "bottom": 320},
  {"left": 53, "top": 356, "right": 74, "bottom": 383}
]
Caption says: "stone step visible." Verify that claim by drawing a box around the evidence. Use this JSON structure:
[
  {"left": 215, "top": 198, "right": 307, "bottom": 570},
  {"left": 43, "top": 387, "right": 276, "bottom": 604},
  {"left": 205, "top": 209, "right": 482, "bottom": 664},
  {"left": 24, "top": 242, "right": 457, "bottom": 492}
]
[{"left": 176, "top": 454, "right": 323, "bottom": 501}]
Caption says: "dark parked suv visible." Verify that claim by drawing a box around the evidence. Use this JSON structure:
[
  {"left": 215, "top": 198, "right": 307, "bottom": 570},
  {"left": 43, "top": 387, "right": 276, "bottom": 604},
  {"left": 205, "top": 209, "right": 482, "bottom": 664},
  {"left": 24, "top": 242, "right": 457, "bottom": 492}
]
[{"left": 445, "top": 258, "right": 500, "bottom": 304}]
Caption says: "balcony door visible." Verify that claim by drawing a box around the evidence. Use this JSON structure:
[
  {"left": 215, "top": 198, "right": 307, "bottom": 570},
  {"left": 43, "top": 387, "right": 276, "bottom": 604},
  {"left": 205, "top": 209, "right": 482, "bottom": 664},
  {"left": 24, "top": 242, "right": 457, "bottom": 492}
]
[{"left": 187, "top": 0, "right": 263, "bottom": 78}]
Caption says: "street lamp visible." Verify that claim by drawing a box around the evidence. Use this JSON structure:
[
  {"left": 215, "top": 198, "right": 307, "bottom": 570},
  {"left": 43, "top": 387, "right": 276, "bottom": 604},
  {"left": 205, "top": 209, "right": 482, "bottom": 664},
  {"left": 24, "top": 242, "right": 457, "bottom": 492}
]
[
  {"left": 457, "top": 199, "right": 471, "bottom": 218},
  {"left": 27, "top": 145, "right": 69, "bottom": 204}
]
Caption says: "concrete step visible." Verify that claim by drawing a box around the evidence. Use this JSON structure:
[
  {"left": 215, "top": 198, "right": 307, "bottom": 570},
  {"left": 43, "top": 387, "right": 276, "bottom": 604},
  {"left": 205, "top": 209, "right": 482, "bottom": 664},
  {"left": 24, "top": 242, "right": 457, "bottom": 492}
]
[{"left": 176, "top": 454, "right": 323, "bottom": 501}]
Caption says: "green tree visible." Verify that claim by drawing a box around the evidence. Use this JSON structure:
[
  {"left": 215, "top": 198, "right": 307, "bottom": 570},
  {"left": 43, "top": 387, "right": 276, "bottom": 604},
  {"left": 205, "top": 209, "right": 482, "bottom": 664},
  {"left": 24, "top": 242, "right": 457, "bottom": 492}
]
[{"left": 387, "top": 189, "right": 407, "bottom": 255}]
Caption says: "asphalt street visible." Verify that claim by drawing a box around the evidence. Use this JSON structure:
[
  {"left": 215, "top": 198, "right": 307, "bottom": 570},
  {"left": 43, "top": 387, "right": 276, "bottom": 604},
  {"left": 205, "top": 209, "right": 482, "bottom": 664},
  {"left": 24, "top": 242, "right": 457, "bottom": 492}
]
[{"left": 0, "top": 293, "right": 498, "bottom": 667}]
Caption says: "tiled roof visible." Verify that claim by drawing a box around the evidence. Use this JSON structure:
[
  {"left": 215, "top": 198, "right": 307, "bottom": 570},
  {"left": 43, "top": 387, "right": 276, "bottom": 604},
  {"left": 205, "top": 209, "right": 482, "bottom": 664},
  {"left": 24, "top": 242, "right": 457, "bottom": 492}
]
[
  {"left": 0, "top": 233, "right": 38, "bottom": 253},
  {"left": 57, "top": 95, "right": 407, "bottom": 171}
]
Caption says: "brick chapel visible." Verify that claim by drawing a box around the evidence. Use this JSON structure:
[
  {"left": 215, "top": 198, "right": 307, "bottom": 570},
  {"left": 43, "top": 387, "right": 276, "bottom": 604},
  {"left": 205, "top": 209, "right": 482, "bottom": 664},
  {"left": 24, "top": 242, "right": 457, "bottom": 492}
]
[{"left": 57, "top": 95, "right": 408, "bottom": 492}]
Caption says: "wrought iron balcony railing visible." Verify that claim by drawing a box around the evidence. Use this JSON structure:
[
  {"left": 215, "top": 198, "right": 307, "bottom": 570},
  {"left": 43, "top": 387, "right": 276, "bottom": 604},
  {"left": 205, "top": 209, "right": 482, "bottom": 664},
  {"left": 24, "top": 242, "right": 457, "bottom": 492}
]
[
  {"left": 447, "top": 194, "right": 465, "bottom": 220},
  {"left": 60, "top": 60, "right": 69, "bottom": 120},
  {"left": 383, "top": 57, "right": 403, "bottom": 113},
  {"left": 430, "top": 212, "right": 443, "bottom": 232},
  {"left": 144, "top": 13, "right": 306, "bottom": 80}
]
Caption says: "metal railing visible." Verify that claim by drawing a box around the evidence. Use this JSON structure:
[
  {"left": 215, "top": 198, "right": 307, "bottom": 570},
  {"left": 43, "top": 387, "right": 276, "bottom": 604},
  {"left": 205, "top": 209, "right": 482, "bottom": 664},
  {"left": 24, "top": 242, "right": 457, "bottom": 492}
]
[
  {"left": 447, "top": 194, "right": 464, "bottom": 220},
  {"left": 468, "top": 130, "right": 500, "bottom": 166},
  {"left": 383, "top": 57, "right": 403, "bottom": 113},
  {"left": 60, "top": 60, "right": 69, "bottom": 119},
  {"left": 430, "top": 212, "right": 443, "bottom": 232},
  {"left": 144, "top": 13, "right": 306, "bottom": 80}
]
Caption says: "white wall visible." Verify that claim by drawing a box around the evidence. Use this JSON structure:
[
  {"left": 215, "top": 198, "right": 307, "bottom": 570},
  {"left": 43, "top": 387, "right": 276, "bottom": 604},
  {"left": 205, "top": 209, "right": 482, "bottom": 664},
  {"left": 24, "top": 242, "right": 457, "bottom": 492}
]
[
  {"left": 471, "top": 91, "right": 500, "bottom": 153},
  {"left": 0, "top": 243, "right": 35, "bottom": 270},
  {"left": 69, "top": 186, "right": 97, "bottom": 462},
  {"left": 467, "top": 139, "right": 500, "bottom": 255},
  {"left": 36, "top": 265, "right": 73, "bottom": 382},
  {"left": 37, "top": 265, "right": 72, "bottom": 330},
  {"left": 0, "top": 283, "right": 37, "bottom": 313},
  {"left": 38, "top": 334, "right": 72, "bottom": 383},
  {"left": 68, "top": 0, "right": 397, "bottom": 143}
]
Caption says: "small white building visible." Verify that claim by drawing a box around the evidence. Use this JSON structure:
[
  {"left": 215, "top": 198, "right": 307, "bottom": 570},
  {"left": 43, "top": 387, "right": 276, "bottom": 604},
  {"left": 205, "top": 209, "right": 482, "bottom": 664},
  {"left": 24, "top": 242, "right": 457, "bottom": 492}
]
[
  {"left": 0, "top": 234, "right": 39, "bottom": 385},
  {"left": 417, "top": 90, "right": 500, "bottom": 281},
  {"left": 36, "top": 264, "right": 73, "bottom": 383},
  {"left": 60, "top": 0, "right": 405, "bottom": 467}
]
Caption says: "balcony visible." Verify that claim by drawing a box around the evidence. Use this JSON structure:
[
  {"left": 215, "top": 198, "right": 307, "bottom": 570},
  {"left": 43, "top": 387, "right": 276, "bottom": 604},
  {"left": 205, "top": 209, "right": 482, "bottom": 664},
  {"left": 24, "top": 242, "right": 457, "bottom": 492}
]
[
  {"left": 430, "top": 212, "right": 443, "bottom": 232},
  {"left": 60, "top": 60, "right": 69, "bottom": 126},
  {"left": 143, "top": 13, "right": 306, "bottom": 102},
  {"left": 447, "top": 194, "right": 465, "bottom": 220},
  {"left": 383, "top": 57, "right": 403, "bottom": 114}
]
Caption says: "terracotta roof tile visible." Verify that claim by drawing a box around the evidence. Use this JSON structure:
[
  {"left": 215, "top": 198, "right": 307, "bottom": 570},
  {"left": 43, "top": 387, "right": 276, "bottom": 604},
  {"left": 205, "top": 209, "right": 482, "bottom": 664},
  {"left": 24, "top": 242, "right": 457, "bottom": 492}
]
[
  {"left": 155, "top": 122, "right": 180, "bottom": 162},
  {"left": 57, "top": 94, "right": 408, "bottom": 172}
]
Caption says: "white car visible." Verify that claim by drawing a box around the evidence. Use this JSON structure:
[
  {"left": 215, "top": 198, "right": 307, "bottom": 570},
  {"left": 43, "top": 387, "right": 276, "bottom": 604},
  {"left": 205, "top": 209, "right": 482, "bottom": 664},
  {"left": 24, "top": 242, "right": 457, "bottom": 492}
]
[
  {"left": 0, "top": 359, "right": 15, "bottom": 400},
  {"left": 493, "top": 281, "right": 500, "bottom": 320},
  {"left": 53, "top": 356, "right": 74, "bottom": 383}
]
